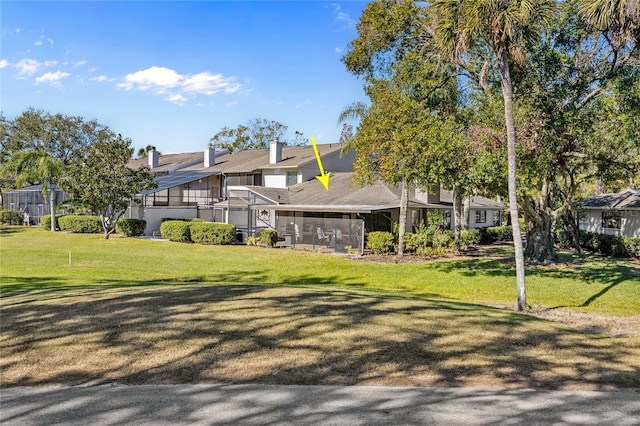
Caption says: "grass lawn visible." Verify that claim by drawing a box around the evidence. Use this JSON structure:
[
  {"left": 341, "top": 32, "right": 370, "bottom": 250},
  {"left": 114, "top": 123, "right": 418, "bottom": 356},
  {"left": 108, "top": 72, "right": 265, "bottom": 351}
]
[{"left": 1, "top": 227, "right": 639, "bottom": 390}]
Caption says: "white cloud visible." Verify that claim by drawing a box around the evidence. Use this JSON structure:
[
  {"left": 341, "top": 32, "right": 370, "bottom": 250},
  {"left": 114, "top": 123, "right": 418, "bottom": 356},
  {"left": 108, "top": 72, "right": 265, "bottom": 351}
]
[
  {"left": 295, "top": 99, "right": 313, "bottom": 108},
  {"left": 335, "top": 47, "right": 343, "bottom": 54},
  {"left": 15, "top": 58, "right": 57, "bottom": 76},
  {"left": 226, "top": 101, "right": 240, "bottom": 107},
  {"left": 48, "top": 38, "right": 54, "bottom": 47},
  {"left": 331, "top": 3, "right": 356, "bottom": 29},
  {"left": 166, "top": 93, "right": 187, "bottom": 105},
  {"left": 182, "top": 72, "right": 240, "bottom": 95},
  {"left": 35, "top": 71, "right": 70, "bottom": 86},
  {"left": 35, "top": 40, "right": 44, "bottom": 47},
  {"left": 0, "top": 59, "right": 7, "bottom": 69},
  {"left": 118, "top": 66, "right": 242, "bottom": 104},
  {"left": 118, "top": 66, "right": 182, "bottom": 93},
  {"left": 88, "top": 67, "right": 97, "bottom": 72},
  {"left": 16, "top": 28, "right": 21, "bottom": 33},
  {"left": 90, "top": 75, "right": 109, "bottom": 82}
]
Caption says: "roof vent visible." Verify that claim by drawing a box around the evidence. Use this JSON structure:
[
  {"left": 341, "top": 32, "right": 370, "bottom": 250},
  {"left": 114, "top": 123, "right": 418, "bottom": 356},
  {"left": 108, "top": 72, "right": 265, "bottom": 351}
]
[{"left": 204, "top": 146, "right": 216, "bottom": 168}]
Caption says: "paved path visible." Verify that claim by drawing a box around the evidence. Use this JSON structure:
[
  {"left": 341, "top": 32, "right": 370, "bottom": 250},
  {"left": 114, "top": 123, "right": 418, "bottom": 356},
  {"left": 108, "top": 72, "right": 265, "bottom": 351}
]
[{"left": 1, "top": 384, "right": 639, "bottom": 425}]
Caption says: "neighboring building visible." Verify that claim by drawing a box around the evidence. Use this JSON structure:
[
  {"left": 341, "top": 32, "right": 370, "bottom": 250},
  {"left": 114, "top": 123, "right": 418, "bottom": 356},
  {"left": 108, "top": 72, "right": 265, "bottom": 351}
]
[
  {"left": 576, "top": 189, "right": 640, "bottom": 238},
  {"left": 1, "top": 184, "right": 69, "bottom": 226}
]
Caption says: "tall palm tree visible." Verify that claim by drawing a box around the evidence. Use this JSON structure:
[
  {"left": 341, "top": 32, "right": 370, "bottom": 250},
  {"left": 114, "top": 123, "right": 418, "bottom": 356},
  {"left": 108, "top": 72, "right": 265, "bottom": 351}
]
[
  {"left": 8, "top": 150, "right": 64, "bottom": 231},
  {"left": 577, "top": 0, "right": 639, "bottom": 44},
  {"left": 337, "top": 101, "right": 369, "bottom": 156},
  {"left": 430, "top": 0, "right": 554, "bottom": 311}
]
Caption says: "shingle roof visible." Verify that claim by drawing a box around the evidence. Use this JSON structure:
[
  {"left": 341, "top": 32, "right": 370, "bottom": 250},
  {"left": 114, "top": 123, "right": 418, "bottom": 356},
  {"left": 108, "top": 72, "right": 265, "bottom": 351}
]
[
  {"left": 128, "top": 152, "right": 203, "bottom": 173},
  {"left": 182, "top": 144, "right": 343, "bottom": 173},
  {"left": 576, "top": 189, "right": 640, "bottom": 209},
  {"left": 246, "top": 172, "right": 506, "bottom": 212}
]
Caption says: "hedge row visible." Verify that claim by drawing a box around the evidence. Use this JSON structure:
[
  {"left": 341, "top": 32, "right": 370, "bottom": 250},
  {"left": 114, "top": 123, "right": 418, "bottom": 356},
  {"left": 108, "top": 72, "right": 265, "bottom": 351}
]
[
  {"left": 40, "top": 214, "right": 65, "bottom": 231},
  {"left": 479, "top": 226, "right": 514, "bottom": 244},
  {"left": 259, "top": 229, "right": 279, "bottom": 247},
  {"left": 579, "top": 231, "right": 640, "bottom": 258},
  {"left": 116, "top": 218, "right": 146, "bottom": 237},
  {"left": 58, "top": 215, "right": 103, "bottom": 233},
  {"left": 190, "top": 222, "right": 236, "bottom": 245},
  {"left": 0, "top": 210, "right": 24, "bottom": 225},
  {"left": 160, "top": 220, "right": 236, "bottom": 244}
]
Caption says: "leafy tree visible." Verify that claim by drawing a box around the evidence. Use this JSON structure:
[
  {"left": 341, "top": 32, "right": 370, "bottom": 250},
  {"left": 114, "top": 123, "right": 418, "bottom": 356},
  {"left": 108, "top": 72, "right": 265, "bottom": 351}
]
[
  {"left": 430, "top": 0, "right": 555, "bottom": 310},
  {"left": 62, "top": 133, "right": 156, "bottom": 239},
  {"left": 209, "top": 118, "right": 289, "bottom": 152},
  {"left": 1, "top": 109, "right": 106, "bottom": 230}
]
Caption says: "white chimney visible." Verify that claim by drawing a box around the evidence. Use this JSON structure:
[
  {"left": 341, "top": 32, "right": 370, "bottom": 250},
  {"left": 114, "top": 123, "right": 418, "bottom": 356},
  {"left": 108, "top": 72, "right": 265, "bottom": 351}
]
[
  {"left": 269, "top": 136, "right": 282, "bottom": 164},
  {"left": 204, "top": 146, "right": 216, "bottom": 168},
  {"left": 148, "top": 146, "right": 159, "bottom": 169}
]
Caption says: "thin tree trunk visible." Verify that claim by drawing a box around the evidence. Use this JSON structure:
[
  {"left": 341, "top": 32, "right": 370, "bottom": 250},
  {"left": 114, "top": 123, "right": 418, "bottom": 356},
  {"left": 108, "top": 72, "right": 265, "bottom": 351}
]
[
  {"left": 462, "top": 196, "right": 471, "bottom": 230},
  {"left": 498, "top": 48, "right": 527, "bottom": 311},
  {"left": 452, "top": 186, "right": 462, "bottom": 254},
  {"left": 397, "top": 180, "right": 408, "bottom": 260}
]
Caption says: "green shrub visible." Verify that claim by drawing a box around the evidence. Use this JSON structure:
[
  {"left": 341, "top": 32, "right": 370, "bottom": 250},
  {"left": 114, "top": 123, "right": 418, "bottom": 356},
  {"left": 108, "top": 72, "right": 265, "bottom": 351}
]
[
  {"left": 259, "top": 229, "right": 279, "bottom": 247},
  {"left": 0, "top": 210, "right": 24, "bottom": 225},
  {"left": 579, "top": 231, "right": 640, "bottom": 258},
  {"left": 246, "top": 236, "right": 258, "bottom": 246},
  {"left": 417, "top": 246, "right": 448, "bottom": 258},
  {"left": 190, "top": 222, "right": 236, "bottom": 245},
  {"left": 480, "top": 226, "right": 513, "bottom": 244},
  {"left": 403, "top": 233, "right": 419, "bottom": 253},
  {"left": 622, "top": 237, "right": 640, "bottom": 258},
  {"left": 160, "top": 220, "right": 192, "bottom": 242},
  {"left": 460, "top": 229, "right": 481, "bottom": 247},
  {"left": 366, "top": 231, "right": 395, "bottom": 255},
  {"left": 432, "top": 228, "right": 454, "bottom": 249},
  {"left": 116, "top": 218, "right": 147, "bottom": 237},
  {"left": 40, "top": 214, "right": 65, "bottom": 231},
  {"left": 58, "top": 215, "right": 103, "bottom": 233}
]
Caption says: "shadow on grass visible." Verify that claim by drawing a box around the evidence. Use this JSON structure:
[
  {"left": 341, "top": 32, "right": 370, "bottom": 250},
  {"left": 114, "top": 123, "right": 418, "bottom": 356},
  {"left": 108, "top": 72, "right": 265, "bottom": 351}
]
[
  {"left": 1, "top": 284, "right": 639, "bottom": 392},
  {"left": 0, "top": 226, "right": 26, "bottom": 235},
  {"left": 432, "top": 252, "right": 637, "bottom": 309}
]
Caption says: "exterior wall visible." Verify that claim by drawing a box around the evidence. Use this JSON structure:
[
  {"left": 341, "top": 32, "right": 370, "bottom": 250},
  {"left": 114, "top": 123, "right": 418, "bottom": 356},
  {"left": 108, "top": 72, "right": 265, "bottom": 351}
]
[
  {"left": 141, "top": 206, "right": 198, "bottom": 236},
  {"left": 579, "top": 209, "right": 640, "bottom": 238},
  {"left": 468, "top": 209, "right": 501, "bottom": 228}
]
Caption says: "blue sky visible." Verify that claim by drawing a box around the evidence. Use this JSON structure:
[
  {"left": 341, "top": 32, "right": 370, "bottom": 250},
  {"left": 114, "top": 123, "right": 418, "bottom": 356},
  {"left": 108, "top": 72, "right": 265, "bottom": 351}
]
[{"left": 1, "top": 1, "right": 369, "bottom": 153}]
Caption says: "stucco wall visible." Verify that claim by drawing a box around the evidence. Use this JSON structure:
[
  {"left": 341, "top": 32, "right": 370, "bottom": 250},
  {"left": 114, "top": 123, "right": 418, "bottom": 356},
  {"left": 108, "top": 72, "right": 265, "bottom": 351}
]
[
  {"left": 580, "top": 209, "right": 640, "bottom": 238},
  {"left": 142, "top": 206, "right": 198, "bottom": 236}
]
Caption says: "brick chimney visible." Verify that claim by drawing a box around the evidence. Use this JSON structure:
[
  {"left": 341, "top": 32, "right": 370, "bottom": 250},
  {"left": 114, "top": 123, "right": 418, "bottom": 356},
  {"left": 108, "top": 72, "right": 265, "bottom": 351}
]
[
  {"left": 204, "top": 146, "right": 216, "bottom": 168},
  {"left": 148, "top": 146, "right": 159, "bottom": 169},
  {"left": 269, "top": 137, "right": 282, "bottom": 164}
]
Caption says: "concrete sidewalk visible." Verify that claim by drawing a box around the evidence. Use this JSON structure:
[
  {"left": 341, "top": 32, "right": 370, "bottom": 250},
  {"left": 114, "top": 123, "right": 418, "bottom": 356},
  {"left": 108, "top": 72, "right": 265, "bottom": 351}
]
[{"left": 1, "top": 384, "right": 639, "bottom": 425}]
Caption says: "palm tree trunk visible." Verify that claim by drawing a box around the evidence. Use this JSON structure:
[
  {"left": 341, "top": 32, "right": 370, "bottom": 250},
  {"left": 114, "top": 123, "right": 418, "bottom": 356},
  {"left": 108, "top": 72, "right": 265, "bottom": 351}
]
[
  {"left": 497, "top": 47, "right": 527, "bottom": 311},
  {"left": 397, "top": 180, "right": 408, "bottom": 259},
  {"left": 48, "top": 181, "right": 56, "bottom": 232}
]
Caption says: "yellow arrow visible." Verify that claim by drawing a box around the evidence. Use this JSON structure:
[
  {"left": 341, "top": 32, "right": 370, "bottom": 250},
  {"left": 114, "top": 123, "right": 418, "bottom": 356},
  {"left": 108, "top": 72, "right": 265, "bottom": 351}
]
[{"left": 310, "top": 136, "right": 330, "bottom": 190}]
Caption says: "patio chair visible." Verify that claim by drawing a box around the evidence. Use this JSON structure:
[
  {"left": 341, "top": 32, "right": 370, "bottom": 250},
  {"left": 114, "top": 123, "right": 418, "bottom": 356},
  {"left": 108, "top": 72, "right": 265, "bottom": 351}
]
[{"left": 316, "top": 227, "right": 330, "bottom": 246}]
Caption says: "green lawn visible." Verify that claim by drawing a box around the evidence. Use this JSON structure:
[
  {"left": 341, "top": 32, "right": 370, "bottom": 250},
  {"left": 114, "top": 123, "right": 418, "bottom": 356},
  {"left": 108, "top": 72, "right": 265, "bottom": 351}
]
[{"left": 1, "top": 226, "right": 638, "bottom": 316}]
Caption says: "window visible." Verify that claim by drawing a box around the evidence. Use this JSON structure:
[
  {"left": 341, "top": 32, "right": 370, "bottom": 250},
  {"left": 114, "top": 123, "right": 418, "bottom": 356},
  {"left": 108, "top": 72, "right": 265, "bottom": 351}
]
[
  {"left": 475, "top": 210, "right": 487, "bottom": 224},
  {"left": 602, "top": 211, "right": 622, "bottom": 229},
  {"left": 286, "top": 171, "right": 298, "bottom": 187}
]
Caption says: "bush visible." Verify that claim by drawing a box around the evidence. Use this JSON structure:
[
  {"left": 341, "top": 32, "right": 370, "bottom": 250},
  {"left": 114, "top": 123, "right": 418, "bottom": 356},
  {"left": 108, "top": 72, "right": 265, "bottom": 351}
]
[
  {"left": 40, "top": 214, "right": 65, "bottom": 231},
  {"left": 58, "top": 215, "right": 103, "bottom": 233},
  {"left": 366, "top": 231, "right": 395, "bottom": 254},
  {"left": 160, "top": 220, "right": 192, "bottom": 242},
  {"left": 116, "top": 218, "right": 146, "bottom": 237},
  {"left": 432, "top": 229, "right": 454, "bottom": 249},
  {"left": 190, "top": 222, "right": 236, "bottom": 245},
  {"left": 246, "top": 236, "right": 258, "bottom": 246},
  {"left": 417, "top": 246, "right": 448, "bottom": 258},
  {"left": 259, "top": 229, "right": 279, "bottom": 247},
  {"left": 0, "top": 210, "right": 24, "bottom": 225},
  {"left": 460, "top": 229, "right": 481, "bottom": 247},
  {"left": 480, "top": 226, "right": 513, "bottom": 244},
  {"left": 579, "top": 231, "right": 640, "bottom": 258}
]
